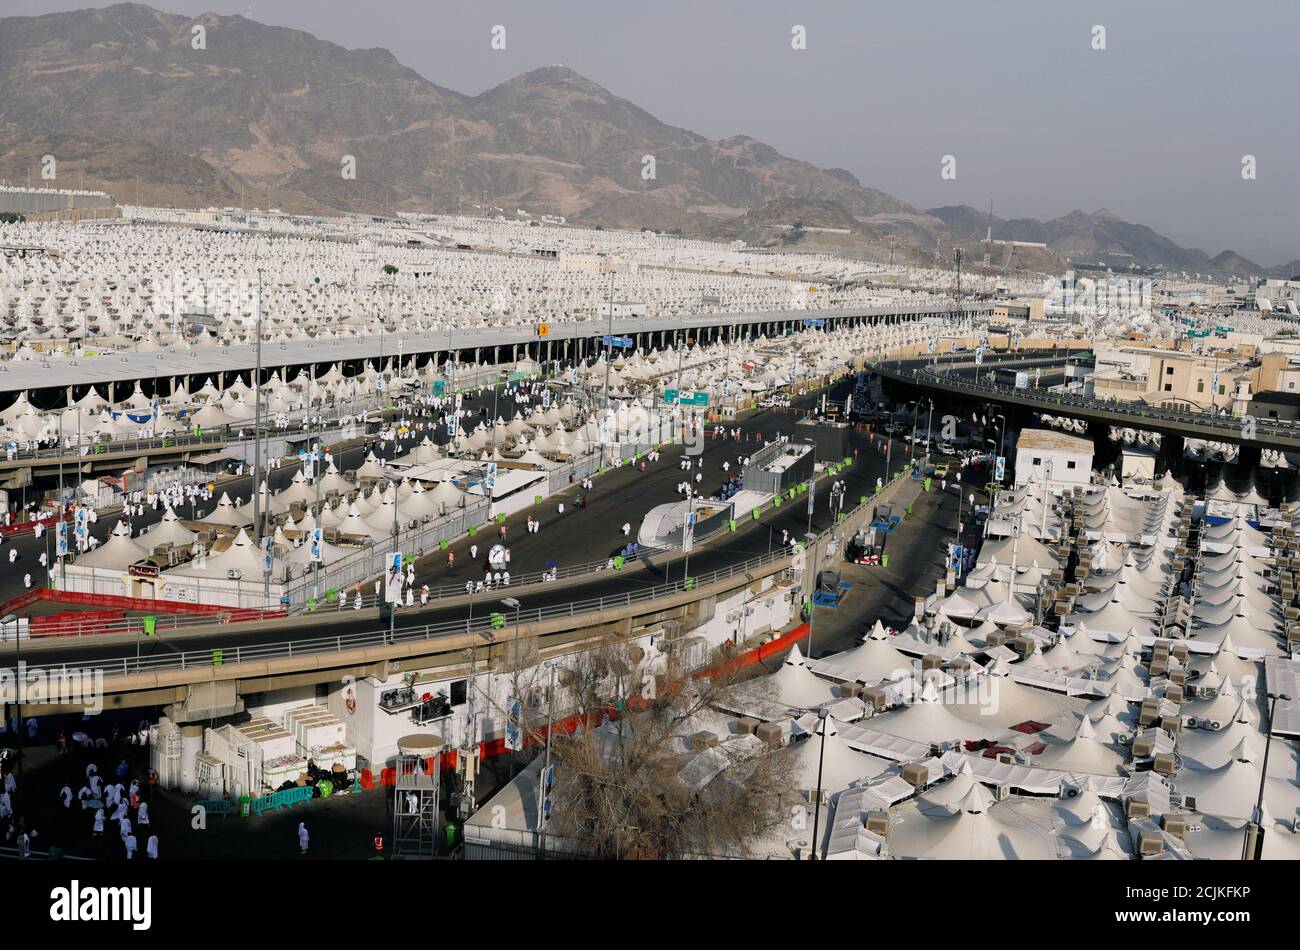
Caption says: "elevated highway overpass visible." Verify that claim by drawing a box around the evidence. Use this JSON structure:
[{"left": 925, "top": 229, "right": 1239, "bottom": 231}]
[
  {"left": 0, "top": 376, "right": 939, "bottom": 719},
  {"left": 873, "top": 351, "right": 1300, "bottom": 453},
  {"left": 1, "top": 302, "right": 987, "bottom": 406}
]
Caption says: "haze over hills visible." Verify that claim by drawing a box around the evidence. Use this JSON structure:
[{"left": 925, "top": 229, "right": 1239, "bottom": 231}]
[{"left": 0, "top": 3, "right": 1292, "bottom": 278}]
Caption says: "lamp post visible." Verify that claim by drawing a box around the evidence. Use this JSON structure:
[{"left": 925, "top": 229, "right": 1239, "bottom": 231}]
[
  {"left": 803, "top": 438, "right": 817, "bottom": 538},
  {"left": 923, "top": 397, "right": 935, "bottom": 471},
  {"left": 809, "top": 706, "right": 829, "bottom": 860},
  {"left": 1243, "top": 688, "right": 1290, "bottom": 860},
  {"left": 955, "top": 491, "right": 974, "bottom": 578},
  {"left": 537, "top": 660, "right": 556, "bottom": 858},
  {"left": 501, "top": 596, "right": 522, "bottom": 778},
  {"left": 681, "top": 491, "right": 696, "bottom": 586}
]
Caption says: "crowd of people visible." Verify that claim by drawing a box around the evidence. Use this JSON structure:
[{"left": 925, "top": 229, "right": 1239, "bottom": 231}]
[{"left": 0, "top": 716, "right": 158, "bottom": 860}]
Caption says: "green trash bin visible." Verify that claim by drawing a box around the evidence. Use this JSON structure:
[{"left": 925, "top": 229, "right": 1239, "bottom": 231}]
[
  {"left": 881, "top": 554, "right": 890, "bottom": 568},
  {"left": 445, "top": 825, "right": 458, "bottom": 848},
  {"left": 239, "top": 795, "right": 252, "bottom": 818}
]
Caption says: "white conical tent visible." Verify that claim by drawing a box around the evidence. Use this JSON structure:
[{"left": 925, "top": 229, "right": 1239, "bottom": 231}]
[
  {"left": 1178, "top": 724, "right": 1266, "bottom": 772},
  {"left": 807, "top": 626, "right": 914, "bottom": 685},
  {"left": 397, "top": 437, "right": 441, "bottom": 465},
  {"left": 236, "top": 480, "right": 289, "bottom": 520},
  {"left": 74, "top": 520, "right": 146, "bottom": 570},
  {"left": 202, "top": 492, "right": 250, "bottom": 527},
  {"left": 191, "top": 402, "right": 238, "bottom": 429},
  {"left": 355, "top": 452, "right": 386, "bottom": 479},
  {"left": 766, "top": 644, "right": 837, "bottom": 708},
  {"left": 425, "top": 478, "right": 468, "bottom": 512},
  {"left": 1175, "top": 754, "right": 1265, "bottom": 822},
  {"left": 198, "top": 527, "right": 279, "bottom": 579},
  {"left": 788, "top": 719, "right": 884, "bottom": 798},
  {"left": 317, "top": 462, "right": 355, "bottom": 495},
  {"left": 136, "top": 506, "right": 197, "bottom": 549},
  {"left": 891, "top": 786, "right": 1055, "bottom": 860},
  {"left": 918, "top": 760, "right": 984, "bottom": 809},
  {"left": 871, "top": 681, "right": 1002, "bottom": 742},
  {"left": 336, "top": 503, "right": 388, "bottom": 542},
  {"left": 1032, "top": 714, "right": 1125, "bottom": 775},
  {"left": 276, "top": 471, "right": 321, "bottom": 508}
]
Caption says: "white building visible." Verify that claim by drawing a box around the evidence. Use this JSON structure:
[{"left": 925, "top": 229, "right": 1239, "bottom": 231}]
[{"left": 1014, "top": 429, "right": 1093, "bottom": 490}]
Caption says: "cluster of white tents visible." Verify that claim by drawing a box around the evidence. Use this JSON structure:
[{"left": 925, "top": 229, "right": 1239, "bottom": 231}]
[
  {"left": 0, "top": 208, "right": 967, "bottom": 348},
  {"left": 697, "top": 470, "right": 1300, "bottom": 859}
]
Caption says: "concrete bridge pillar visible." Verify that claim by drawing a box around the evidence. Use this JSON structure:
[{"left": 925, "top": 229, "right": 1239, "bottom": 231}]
[{"left": 179, "top": 723, "right": 203, "bottom": 793}]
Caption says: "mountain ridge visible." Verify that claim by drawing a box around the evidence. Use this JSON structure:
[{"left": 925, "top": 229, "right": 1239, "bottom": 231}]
[{"left": 0, "top": 3, "right": 1292, "bottom": 276}]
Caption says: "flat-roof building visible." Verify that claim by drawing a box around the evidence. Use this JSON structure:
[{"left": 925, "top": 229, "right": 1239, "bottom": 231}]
[{"left": 1014, "top": 429, "right": 1093, "bottom": 490}]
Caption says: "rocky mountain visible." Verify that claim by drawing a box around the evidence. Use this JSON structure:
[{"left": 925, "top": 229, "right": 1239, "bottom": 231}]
[
  {"left": 927, "top": 205, "right": 1267, "bottom": 276},
  {"left": 0, "top": 4, "right": 918, "bottom": 225},
  {"left": 0, "top": 3, "right": 1289, "bottom": 278}
]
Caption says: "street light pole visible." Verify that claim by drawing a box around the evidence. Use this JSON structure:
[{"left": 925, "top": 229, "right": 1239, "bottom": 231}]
[
  {"left": 924, "top": 398, "right": 935, "bottom": 471},
  {"left": 1244, "top": 690, "right": 1289, "bottom": 860},
  {"left": 809, "top": 706, "right": 829, "bottom": 860}
]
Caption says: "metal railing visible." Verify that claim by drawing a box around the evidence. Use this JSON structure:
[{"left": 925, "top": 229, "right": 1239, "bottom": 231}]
[
  {"left": 16, "top": 442, "right": 903, "bottom": 671},
  {"left": 871, "top": 355, "right": 1300, "bottom": 445},
  {"left": 25, "top": 546, "right": 799, "bottom": 679},
  {"left": 282, "top": 498, "right": 492, "bottom": 605}
]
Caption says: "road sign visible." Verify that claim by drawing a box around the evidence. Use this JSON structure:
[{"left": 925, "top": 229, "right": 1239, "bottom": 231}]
[
  {"left": 539, "top": 765, "right": 555, "bottom": 827},
  {"left": 664, "top": 389, "right": 708, "bottom": 407},
  {"left": 537, "top": 322, "right": 549, "bottom": 337},
  {"left": 505, "top": 698, "right": 522, "bottom": 751},
  {"left": 432, "top": 380, "right": 446, "bottom": 396},
  {"left": 384, "top": 551, "right": 403, "bottom": 604},
  {"left": 994, "top": 456, "right": 1006, "bottom": 481},
  {"left": 803, "top": 318, "right": 825, "bottom": 328},
  {"left": 602, "top": 335, "right": 633, "bottom": 348},
  {"left": 309, "top": 528, "right": 323, "bottom": 563}
]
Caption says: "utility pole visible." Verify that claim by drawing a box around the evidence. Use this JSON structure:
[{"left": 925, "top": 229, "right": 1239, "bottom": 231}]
[
  {"left": 537, "top": 661, "right": 556, "bottom": 858},
  {"left": 252, "top": 268, "right": 263, "bottom": 548},
  {"left": 600, "top": 263, "right": 616, "bottom": 466}
]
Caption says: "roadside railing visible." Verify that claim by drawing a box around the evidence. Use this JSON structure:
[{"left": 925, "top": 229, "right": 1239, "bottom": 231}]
[{"left": 22, "top": 546, "right": 799, "bottom": 679}]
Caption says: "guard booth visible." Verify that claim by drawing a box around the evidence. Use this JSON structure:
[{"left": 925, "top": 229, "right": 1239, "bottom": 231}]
[{"left": 392, "top": 739, "right": 442, "bottom": 859}]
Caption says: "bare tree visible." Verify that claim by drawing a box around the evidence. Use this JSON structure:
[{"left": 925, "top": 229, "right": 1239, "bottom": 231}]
[{"left": 536, "top": 636, "right": 798, "bottom": 859}]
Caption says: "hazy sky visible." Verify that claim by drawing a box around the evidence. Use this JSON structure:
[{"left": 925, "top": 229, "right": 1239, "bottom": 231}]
[{"left": 11, "top": 0, "right": 1299, "bottom": 264}]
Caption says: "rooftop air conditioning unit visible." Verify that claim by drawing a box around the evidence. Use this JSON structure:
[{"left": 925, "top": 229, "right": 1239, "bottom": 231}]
[
  {"left": 227, "top": 569, "right": 242, "bottom": 580},
  {"left": 995, "top": 784, "right": 1012, "bottom": 801}
]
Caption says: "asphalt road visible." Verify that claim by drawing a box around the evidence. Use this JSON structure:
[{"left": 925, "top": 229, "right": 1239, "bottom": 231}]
[{"left": 8, "top": 377, "right": 905, "bottom": 663}]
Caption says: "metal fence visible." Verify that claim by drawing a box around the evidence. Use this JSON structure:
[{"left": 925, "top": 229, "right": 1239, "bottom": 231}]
[
  {"left": 26, "top": 545, "right": 798, "bottom": 678},
  {"left": 283, "top": 498, "right": 491, "bottom": 606}
]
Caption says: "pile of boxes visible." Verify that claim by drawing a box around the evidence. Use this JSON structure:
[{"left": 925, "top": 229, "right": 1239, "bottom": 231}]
[
  {"left": 283, "top": 705, "right": 357, "bottom": 773},
  {"left": 234, "top": 718, "right": 305, "bottom": 790}
]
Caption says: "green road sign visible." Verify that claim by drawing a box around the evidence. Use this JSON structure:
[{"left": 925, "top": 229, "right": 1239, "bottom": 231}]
[{"left": 663, "top": 389, "right": 709, "bottom": 407}]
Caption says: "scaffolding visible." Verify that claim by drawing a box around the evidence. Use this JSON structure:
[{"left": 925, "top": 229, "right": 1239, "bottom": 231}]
[{"left": 392, "top": 754, "right": 440, "bottom": 859}]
